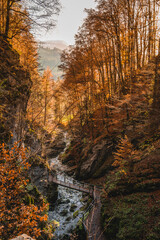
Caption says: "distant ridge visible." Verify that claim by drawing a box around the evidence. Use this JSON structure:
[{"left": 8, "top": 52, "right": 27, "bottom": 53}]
[
  {"left": 38, "top": 42, "right": 65, "bottom": 80},
  {"left": 39, "top": 40, "right": 68, "bottom": 51}
]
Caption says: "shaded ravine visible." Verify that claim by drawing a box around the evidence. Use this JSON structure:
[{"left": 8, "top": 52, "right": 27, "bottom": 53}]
[
  {"left": 48, "top": 132, "right": 106, "bottom": 240},
  {"left": 48, "top": 132, "right": 86, "bottom": 239}
]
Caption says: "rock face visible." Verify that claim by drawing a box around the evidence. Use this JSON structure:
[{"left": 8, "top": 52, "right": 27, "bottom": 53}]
[
  {"left": 0, "top": 37, "right": 32, "bottom": 143},
  {"left": 62, "top": 137, "right": 114, "bottom": 180},
  {"left": 24, "top": 127, "right": 62, "bottom": 208},
  {"left": 29, "top": 165, "right": 58, "bottom": 208},
  {"left": 45, "top": 132, "right": 66, "bottom": 158},
  {"left": 77, "top": 140, "right": 113, "bottom": 179},
  {"left": 46, "top": 139, "right": 66, "bottom": 158}
]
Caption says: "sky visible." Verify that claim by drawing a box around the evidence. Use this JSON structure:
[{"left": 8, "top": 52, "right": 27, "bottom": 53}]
[{"left": 39, "top": 0, "right": 96, "bottom": 45}]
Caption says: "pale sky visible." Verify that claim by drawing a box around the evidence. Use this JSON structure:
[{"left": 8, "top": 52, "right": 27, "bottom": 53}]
[{"left": 39, "top": 0, "right": 96, "bottom": 45}]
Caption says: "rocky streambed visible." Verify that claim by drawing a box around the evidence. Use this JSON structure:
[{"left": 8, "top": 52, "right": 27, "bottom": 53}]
[
  {"left": 26, "top": 127, "right": 88, "bottom": 239},
  {"left": 48, "top": 175, "right": 86, "bottom": 239},
  {"left": 48, "top": 131, "right": 89, "bottom": 239}
]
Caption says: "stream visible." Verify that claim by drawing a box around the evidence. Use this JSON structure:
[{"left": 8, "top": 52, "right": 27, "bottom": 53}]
[{"left": 49, "top": 133, "right": 86, "bottom": 240}]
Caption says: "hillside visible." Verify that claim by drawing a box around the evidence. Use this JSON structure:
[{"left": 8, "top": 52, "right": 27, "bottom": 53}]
[
  {"left": 60, "top": 56, "right": 160, "bottom": 240},
  {"left": 39, "top": 40, "right": 68, "bottom": 50},
  {"left": 38, "top": 46, "right": 63, "bottom": 80}
]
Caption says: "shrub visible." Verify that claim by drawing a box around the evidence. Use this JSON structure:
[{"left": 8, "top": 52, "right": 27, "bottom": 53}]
[{"left": 0, "top": 143, "right": 50, "bottom": 240}]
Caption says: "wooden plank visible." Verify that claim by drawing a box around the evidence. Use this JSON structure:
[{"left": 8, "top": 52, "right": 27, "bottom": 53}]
[
  {"left": 52, "top": 177, "right": 92, "bottom": 194},
  {"left": 49, "top": 175, "right": 94, "bottom": 196}
]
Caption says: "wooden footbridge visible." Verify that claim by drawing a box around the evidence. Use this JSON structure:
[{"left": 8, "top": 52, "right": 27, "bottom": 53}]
[
  {"left": 12, "top": 176, "right": 103, "bottom": 240},
  {"left": 49, "top": 174, "right": 95, "bottom": 195}
]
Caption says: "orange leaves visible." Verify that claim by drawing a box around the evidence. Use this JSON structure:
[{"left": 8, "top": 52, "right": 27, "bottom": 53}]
[
  {"left": 112, "top": 160, "right": 119, "bottom": 167},
  {"left": 0, "top": 142, "right": 49, "bottom": 240},
  {"left": 38, "top": 214, "right": 48, "bottom": 222}
]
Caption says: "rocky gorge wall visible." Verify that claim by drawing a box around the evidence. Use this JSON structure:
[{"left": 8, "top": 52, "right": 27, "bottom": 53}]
[
  {"left": 0, "top": 37, "right": 59, "bottom": 208},
  {"left": 24, "top": 127, "right": 66, "bottom": 207},
  {"left": 0, "top": 37, "right": 32, "bottom": 143}
]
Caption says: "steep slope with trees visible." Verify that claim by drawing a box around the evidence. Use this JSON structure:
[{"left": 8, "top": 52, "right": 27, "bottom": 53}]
[
  {"left": 57, "top": 0, "right": 160, "bottom": 176},
  {"left": 55, "top": 1, "right": 160, "bottom": 239},
  {"left": 0, "top": 0, "right": 61, "bottom": 239}
]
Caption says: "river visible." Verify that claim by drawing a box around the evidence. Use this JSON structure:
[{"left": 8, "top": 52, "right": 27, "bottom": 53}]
[{"left": 49, "top": 133, "right": 86, "bottom": 240}]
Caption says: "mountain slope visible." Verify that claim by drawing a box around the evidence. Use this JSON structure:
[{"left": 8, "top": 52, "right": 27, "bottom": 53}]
[
  {"left": 39, "top": 40, "right": 67, "bottom": 50},
  {"left": 38, "top": 46, "right": 63, "bottom": 80},
  {"left": 60, "top": 56, "right": 160, "bottom": 240}
]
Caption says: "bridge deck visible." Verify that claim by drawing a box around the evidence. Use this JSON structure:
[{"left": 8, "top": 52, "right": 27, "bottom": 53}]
[{"left": 49, "top": 175, "right": 93, "bottom": 195}]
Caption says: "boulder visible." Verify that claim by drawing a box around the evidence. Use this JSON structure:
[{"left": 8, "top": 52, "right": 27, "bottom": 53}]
[
  {"left": 11, "top": 234, "right": 35, "bottom": 240},
  {"left": 70, "top": 204, "right": 77, "bottom": 212},
  {"left": 60, "top": 209, "right": 68, "bottom": 216},
  {"left": 45, "top": 133, "right": 66, "bottom": 158},
  {"left": 46, "top": 140, "right": 66, "bottom": 158}
]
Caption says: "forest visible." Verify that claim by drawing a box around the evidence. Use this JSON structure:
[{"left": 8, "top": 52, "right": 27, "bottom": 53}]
[{"left": 0, "top": 0, "right": 160, "bottom": 240}]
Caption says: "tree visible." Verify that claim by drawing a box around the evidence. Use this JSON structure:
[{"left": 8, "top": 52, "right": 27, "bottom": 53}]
[
  {"left": 42, "top": 67, "right": 54, "bottom": 127},
  {"left": 59, "top": 0, "right": 160, "bottom": 139},
  {"left": 112, "top": 135, "right": 140, "bottom": 177},
  {"left": 0, "top": 0, "right": 61, "bottom": 39},
  {"left": 0, "top": 143, "right": 50, "bottom": 240},
  {"left": 27, "top": 66, "right": 56, "bottom": 132},
  {"left": 151, "top": 55, "right": 160, "bottom": 129},
  {"left": 27, "top": 0, "right": 61, "bottom": 30}
]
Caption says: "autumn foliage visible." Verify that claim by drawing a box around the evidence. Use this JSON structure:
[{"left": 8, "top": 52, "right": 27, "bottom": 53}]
[
  {"left": 55, "top": 0, "right": 160, "bottom": 139},
  {"left": 0, "top": 143, "right": 49, "bottom": 240},
  {"left": 113, "top": 135, "right": 140, "bottom": 177}
]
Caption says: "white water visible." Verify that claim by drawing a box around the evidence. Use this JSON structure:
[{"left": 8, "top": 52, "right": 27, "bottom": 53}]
[{"left": 49, "top": 132, "right": 85, "bottom": 240}]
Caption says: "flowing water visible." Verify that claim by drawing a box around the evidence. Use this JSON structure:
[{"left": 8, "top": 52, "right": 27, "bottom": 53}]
[{"left": 49, "top": 133, "right": 86, "bottom": 240}]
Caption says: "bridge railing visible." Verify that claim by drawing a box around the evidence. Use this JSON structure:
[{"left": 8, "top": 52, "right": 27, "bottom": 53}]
[
  {"left": 49, "top": 173, "right": 103, "bottom": 196},
  {"left": 80, "top": 200, "right": 95, "bottom": 222}
]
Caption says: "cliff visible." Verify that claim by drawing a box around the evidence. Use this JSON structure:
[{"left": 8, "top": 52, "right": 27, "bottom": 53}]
[
  {"left": 0, "top": 37, "right": 32, "bottom": 143},
  {"left": 0, "top": 36, "right": 58, "bottom": 212}
]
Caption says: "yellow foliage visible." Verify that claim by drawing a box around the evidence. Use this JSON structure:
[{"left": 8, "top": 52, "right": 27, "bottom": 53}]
[
  {"left": 53, "top": 220, "right": 60, "bottom": 227},
  {"left": 112, "top": 135, "right": 140, "bottom": 177}
]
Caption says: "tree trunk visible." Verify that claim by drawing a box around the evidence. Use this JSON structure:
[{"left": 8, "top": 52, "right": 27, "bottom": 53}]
[
  {"left": 5, "top": 0, "right": 10, "bottom": 38},
  {"left": 151, "top": 56, "right": 160, "bottom": 129}
]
